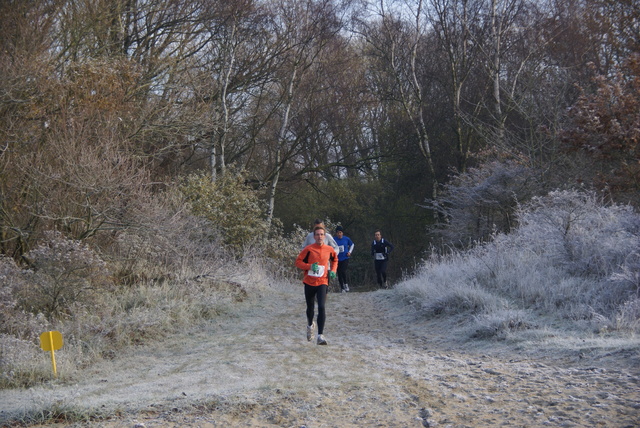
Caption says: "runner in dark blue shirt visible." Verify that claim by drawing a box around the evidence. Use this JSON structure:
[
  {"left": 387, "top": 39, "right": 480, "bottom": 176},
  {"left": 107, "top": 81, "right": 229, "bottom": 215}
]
[
  {"left": 334, "top": 226, "right": 354, "bottom": 292},
  {"left": 371, "top": 229, "right": 394, "bottom": 289}
]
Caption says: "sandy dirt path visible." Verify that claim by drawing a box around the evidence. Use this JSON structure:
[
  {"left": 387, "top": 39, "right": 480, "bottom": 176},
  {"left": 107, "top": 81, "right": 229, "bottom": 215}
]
[{"left": 1, "top": 286, "right": 639, "bottom": 427}]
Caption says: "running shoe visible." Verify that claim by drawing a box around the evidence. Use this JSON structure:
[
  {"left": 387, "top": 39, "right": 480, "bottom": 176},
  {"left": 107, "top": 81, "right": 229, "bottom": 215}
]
[
  {"left": 307, "top": 321, "right": 316, "bottom": 341},
  {"left": 317, "top": 334, "right": 328, "bottom": 345}
]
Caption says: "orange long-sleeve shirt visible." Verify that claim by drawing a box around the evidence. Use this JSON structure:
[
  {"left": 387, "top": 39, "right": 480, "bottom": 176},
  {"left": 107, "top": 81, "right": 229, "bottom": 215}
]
[{"left": 295, "top": 243, "right": 337, "bottom": 286}]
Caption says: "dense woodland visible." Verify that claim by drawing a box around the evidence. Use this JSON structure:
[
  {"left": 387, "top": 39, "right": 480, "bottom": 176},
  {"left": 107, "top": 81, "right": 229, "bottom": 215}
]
[{"left": 1, "top": 0, "right": 638, "bottom": 288}]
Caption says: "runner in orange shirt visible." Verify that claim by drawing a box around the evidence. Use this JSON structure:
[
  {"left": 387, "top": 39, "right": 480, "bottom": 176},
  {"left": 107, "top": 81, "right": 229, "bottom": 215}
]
[{"left": 295, "top": 225, "right": 337, "bottom": 345}]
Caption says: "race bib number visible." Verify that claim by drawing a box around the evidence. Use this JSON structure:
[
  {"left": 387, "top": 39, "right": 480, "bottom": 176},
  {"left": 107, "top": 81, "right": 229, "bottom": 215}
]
[
  {"left": 375, "top": 252, "right": 386, "bottom": 260},
  {"left": 338, "top": 245, "right": 345, "bottom": 254},
  {"left": 308, "top": 264, "right": 326, "bottom": 277}
]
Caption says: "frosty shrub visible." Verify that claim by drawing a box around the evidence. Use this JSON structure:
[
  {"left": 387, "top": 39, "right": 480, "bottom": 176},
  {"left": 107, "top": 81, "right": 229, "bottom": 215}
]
[
  {"left": 427, "top": 159, "right": 541, "bottom": 246},
  {"left": 0, "top": 256, "right": 24, "bottom": 331},
  {"left": 0, "top": 256, "right": 49, "bottom": 339},
  {"left": 181, "top": 170, "right": 269, "bottom": 254},
  {"left": 515, "top": 190, "right": 640, "bottom": 277},
  {"left": 472, "top": 309, "right": 535, "bottom": 340},
  {"left": 406, "top": 249, "right": 512, "bottom": 315},
  {"left": 611, "top": 252, "right": 640, "bottom": 330},
  {"left": 485, "top": 190, "right": 639, "bottom": 324},
  {"left": 247, "top": 218, "right": 301, "bottom": 280},
  {"left": 399, "top": 189, "right": 640, "bottom": 333},
  {"left": 0, "top": 179, "right": 283, "bottom": 389},
  {"left": 19, "top": 231, "right": 111, "bottom": 320},
  {"left": 1, "top": 238, "right": 111, "bottom": 388},
  {"left": 0, "top": 256, "right": 53, "bottom": 388},
  {"left": 106, "top": 186, "right": 225, "bottom": 285},
  {"left": 0, "top": 334, "right": 52, "bottom": 389}
]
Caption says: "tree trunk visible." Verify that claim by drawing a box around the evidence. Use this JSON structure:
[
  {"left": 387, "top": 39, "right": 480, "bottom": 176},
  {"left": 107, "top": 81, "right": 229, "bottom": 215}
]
[
  {"left": 491, "top": 0, "right": 505, "bottom": 145},
  {"left": 266, "top": 67, "right": 297, "bottom": 227}
]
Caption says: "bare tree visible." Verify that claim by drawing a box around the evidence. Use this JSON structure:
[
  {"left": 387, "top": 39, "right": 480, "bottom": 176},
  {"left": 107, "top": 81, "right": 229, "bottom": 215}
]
[
  {"left": 260, "top": 0, "right": 345, "bottom": 226},
  {"left": 476, "top": 0, "right": 556, "bottom": 150},
  {"left": 189, "top": 0, "right": 281, "bottom": 182},
  {"left": 295, "top": 36, "right": 379, "bottom": 179},
  {"left": 0, "top": 0, "right": 198, "bottom": 258},
  {"left": 0, "top": 0, "right": 61, "bottom": 258},
  {"left": 360, "top": 0, "right": 439, "bottom": 201},
  {"left": 429, "top": 0, "right": 485, "bottom": 172}
]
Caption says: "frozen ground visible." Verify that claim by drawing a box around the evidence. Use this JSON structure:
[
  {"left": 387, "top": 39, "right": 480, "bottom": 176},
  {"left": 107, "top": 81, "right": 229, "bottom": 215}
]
[{"left": 1, "top": 285, "right": 639, "bottom": 427}]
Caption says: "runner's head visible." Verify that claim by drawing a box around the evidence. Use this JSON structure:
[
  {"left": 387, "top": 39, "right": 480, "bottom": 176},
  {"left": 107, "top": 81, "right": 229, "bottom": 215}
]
[{"left": 313, "top": 226, "right": 325, "bottom": 245}]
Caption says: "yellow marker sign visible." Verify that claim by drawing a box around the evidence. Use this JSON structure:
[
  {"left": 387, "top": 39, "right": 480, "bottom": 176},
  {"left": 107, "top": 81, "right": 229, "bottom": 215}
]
[{"left": 39, "top": 331, "right": 63, "bottom": 377}]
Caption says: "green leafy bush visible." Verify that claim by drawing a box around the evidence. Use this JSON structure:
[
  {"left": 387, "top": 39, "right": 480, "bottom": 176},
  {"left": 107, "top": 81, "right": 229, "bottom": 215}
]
[{"left": 181, "top": 171, "right": 269, "bottom": 253}]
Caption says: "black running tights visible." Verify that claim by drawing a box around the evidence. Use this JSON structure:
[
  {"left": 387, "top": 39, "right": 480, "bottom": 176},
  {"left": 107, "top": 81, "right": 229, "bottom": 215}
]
[
  {"left": 337, "top": 259, "right": 349, "bottom": 288},
  {"left": 374, "top": 259, "right": 388, "bottom": 286},
  {"left": 304, "top": 283, "right": 327, "bottom": 334}
]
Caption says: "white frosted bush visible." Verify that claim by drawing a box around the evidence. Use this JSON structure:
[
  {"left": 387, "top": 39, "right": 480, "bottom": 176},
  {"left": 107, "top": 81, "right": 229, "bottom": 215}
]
[
  {"left": 615, "top": 298, "right": 640, "bottom": 330},
  {"left": 426, "top": 159, "right": 541, "bottom": 245},
  {"left": 515, "top": 190, "right": 640, "bottom": 277},
  {"left": 398, "top": 252, "right": 507, "bottom": 315},
  {"left": 402, "top": 189, "right": 640, "bottom": 332}
]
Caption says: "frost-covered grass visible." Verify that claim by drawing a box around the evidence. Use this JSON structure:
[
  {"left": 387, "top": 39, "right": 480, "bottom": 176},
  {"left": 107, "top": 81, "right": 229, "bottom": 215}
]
[
  {"left": 397, "top": 190, "right": 640, "bottom": 339},
  {"left": 0, "top": 177, "right": 302, "bottom": 390},
  {"left": 0, "top": 252, "right": 271, "bottom": 390}
]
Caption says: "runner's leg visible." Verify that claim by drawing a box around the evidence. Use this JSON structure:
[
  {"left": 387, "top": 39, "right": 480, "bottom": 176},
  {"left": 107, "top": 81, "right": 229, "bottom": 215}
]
[
  {"left": 316, "top": 284, "right": 328, "bottom": 334},
  {"left": 375, "top": 260, "right": 383, "bottom": 286},
  {"left": 337, "top": 260, "right": 347, "bottom": 289},
  {"left": 304, "top": 283, "right": 316, "bottom": 326}
]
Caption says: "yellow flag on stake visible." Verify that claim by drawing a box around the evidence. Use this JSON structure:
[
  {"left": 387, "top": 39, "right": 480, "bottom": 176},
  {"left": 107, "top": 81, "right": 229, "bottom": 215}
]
[
  {"left": 39, "top": 331, "right": 63, "bottom": 351},
  {"left": 40, "top": 331, "right": 63, "bottom": 377}
]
